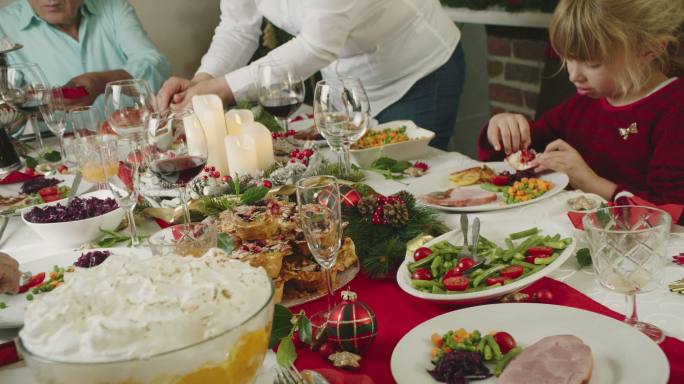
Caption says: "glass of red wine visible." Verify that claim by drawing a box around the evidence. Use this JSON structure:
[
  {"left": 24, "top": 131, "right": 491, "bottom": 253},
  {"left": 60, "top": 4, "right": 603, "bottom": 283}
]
[
  {"left": 257, "top": 62, "right": 305, "bottom": 132},
  {"left": 146, "top": 109, "right": 207, "bottom": 224}
]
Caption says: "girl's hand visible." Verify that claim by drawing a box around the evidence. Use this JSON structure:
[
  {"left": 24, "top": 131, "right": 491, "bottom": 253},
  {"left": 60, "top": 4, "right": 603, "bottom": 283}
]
[{"left": 486, "top": 113, "right": 532, "bottom": 154}]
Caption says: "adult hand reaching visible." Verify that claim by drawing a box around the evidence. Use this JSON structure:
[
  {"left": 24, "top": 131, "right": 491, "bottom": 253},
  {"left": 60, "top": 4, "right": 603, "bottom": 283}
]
[
  {"left": 158, "top": 75, "right": 235, "bottom": 110},
  {"left": 157, "top": 76, "right": 193, "bottom": 110},
  {"left": 0, "top": 252, "right": 20, "bottom": 294}
]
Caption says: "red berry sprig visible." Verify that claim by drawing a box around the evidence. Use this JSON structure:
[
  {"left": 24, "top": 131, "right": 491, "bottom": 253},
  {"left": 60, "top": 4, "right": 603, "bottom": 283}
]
[
  {"left": 201, "top": 166, "right": 221, "bottom": 180},
  {"left": 413, "top": 161, "right": 429, "bottom": 172},
  {"left": 271, "top": 129, "right": 297, "bottom": 140},
  {"left": 288, "top": 148, "right": 315, "bottom": 166}
]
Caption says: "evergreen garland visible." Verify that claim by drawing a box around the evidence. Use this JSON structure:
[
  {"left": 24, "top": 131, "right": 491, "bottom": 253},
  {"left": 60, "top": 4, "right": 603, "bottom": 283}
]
[{"left": 342, "top": 189, "right": 448, "bottom": 277}]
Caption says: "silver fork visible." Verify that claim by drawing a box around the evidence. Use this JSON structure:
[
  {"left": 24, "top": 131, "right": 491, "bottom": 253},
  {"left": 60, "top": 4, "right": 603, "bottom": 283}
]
[
  {"left": 457, "top": 213, "right": 470, "bottom": 258},
  {"left": 274, "top": 363, "right": 306, "bottom": 384}
]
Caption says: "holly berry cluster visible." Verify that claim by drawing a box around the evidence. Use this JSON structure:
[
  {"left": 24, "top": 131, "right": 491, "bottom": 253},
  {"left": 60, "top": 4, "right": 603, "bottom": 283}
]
[
  {"left": 413, "top": 162, "right": 429, "bottom": 172},
  {"left": 288, "top": 148, "right": 314, "bottom": 166},
  {"left": 202, "top": 166, "right": 232, "bottom": 184},
  {"left": 271, "top": 129, "right": 297, "bottom": 140}
]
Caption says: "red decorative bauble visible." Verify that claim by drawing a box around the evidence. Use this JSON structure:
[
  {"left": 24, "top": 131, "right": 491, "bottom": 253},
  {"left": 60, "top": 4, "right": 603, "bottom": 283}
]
[
  {"left": 326, "top": 289, "right": 378, "bottom": 354},
  {"left": 341, "top": 189, "right": 361, "bottom": 208}
]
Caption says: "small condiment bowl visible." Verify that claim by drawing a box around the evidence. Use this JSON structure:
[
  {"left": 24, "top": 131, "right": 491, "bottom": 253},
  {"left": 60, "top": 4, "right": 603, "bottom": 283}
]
[{"left": 148, "top": 223, "right": 218, "bottom": 257}]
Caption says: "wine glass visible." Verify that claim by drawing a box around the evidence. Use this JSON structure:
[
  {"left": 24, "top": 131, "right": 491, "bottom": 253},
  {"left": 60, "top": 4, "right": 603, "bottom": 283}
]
[
  {"left": 100, "top": 138, "right": 142, "bottom": 247},
  {"left": 296, "top": 176, "right": 343, "bottom": 328},
  {"left": 257, "top": 62, "right": 305, "bottom": 132},
  {"left": 313, "top": 78, "right": 370, "bottom": 178},
  {"left": 0, "top": 62, "right": 49, "bottom": 150},
  {"left": 104, "top": 79, "right": 156, "bottom": 139},
  {"left": 39, "top": 87, "right": 68, "bottom": 162},
  {"left": 70, "top": 105, "right": 101, "bottom": 138},
  {"left": 146, "top": 109, "right": 207, "bottom": 224},
  {"left": 583, "top": 205, "right": 671, "bottom": 343}
]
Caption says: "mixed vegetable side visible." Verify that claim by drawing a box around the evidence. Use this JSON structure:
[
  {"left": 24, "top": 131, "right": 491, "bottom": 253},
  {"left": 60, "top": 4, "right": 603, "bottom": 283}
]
[
  {"left": 428, "top": 327, "right": 522, "bottom": 382},
  {"left": 408, "top": 227, "right": 572, "bottom": 294}
]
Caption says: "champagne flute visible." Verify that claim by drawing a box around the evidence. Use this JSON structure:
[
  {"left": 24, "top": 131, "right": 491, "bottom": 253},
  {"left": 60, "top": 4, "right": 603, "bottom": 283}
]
[
  {"left": 146, "top": 109, "right": 207, "bottom": 224},
  {"left": 70, "top": 105, "right": 101, "bottom": 138},
  {"left": 0, "top": 62, "right": 49, "bottom": 150},
  {"left": 583, "top": 205, "right": 671, "bottom": 343},
  {"left": 257, "top": 62, "right": 305, "bottom": 132},
  {"left": 313, "top": 78, "right": 370, "bottom": 178},
  {"left": 104, "top": 79, "right": 156, "bottom": 139},
  {"left": 296, "top": 176, "right": 343, "bottom": 328},
  {"left": 39, "top": 87, "right": 68, "bottom": 162},
  {"left": 100, "top": 138, "right": 142, "bottom": 247}
]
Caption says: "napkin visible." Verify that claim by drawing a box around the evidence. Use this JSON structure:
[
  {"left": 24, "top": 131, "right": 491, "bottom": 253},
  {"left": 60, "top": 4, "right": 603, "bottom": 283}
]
[
  {"left": 316, "top": 368, "right": 375, "bottom": 384},
  {"left": 0, "top": 171, "right": 38, "bottom": 185}
]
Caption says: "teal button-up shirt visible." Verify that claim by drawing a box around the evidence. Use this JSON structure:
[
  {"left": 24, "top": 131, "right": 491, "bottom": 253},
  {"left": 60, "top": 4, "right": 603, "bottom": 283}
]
[{"left": 0, "top": 0, "right": 171, "bottom": 113}]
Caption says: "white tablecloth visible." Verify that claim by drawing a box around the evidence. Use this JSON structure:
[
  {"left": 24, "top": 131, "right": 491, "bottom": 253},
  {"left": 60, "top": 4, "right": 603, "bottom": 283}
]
[{"left": 2, "top": 146, "right": 683, "bottom": 381}]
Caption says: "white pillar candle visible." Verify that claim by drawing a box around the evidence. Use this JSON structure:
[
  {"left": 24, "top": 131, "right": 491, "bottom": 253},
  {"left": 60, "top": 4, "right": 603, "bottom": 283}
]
[
  {"left": 191, "top": 95, "right": 229, "bottom": 175},
  {"left": 183, "top": 113, "right": 208, "bottom": 157},
  {"left": 225, "top": 134, "right": 259, "bottom": 178},
  {"left": 241, "top": 121, "right": 275, "bottom": 171},
  {"left": 225, "top": 109, "right": 254, "bottom": 136}
]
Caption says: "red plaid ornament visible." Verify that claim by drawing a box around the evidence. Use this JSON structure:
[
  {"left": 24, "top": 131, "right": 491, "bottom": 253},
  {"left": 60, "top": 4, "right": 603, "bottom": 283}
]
[{"left": 326, "top": 289, "right": 378, "bottom": 354}]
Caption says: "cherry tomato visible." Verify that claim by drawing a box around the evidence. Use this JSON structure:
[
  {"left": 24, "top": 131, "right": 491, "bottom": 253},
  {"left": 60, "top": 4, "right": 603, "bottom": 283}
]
[
  {"left": 490, "top": 174, "right": 511, "bottom": 186},
  {"left": 533, "top": 288, "right": 554, "bottom": 304},
  {"left": 500, "top": 265, "right": 524, "bottom": 279},
  {"left": 442, "top": 267, "right": 461, "bottom": 282},
  {"left": 493, "top": 332, "right": 517, "bottom": 354},
  {"left": 38, "top": 186, "right": 59, "bottom": 197},
  {"left": 411, "top": 268, "right": 433, "bottom": 281},
  {"left": 526, "top": 246, "right": 553, "bottom": 257},
  {"left": 443, "top": 276, "right": 470, "bottom": 291},
  {"left": 57, "top": 164, "right": 69, "bottom": 174},
  {"left": 485, "top": 276, "right": 508, "bottom": 286},
  {"left": 456, "top": 257, "right": 476, "bottom": 273},
  {"left": 41, "top": 194, "right": 62, "bottom": 203},
  {"left": 413, "top": 247, "right": 433, "bottom": 261},
  {"left": 525, "top": 256, "right": 538, "bottom": 264}
]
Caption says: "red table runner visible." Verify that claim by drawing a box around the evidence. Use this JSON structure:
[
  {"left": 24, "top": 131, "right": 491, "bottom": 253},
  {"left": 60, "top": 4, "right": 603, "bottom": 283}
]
[{"left": 292, "top": 275, "right": 684, "bottom": 384}]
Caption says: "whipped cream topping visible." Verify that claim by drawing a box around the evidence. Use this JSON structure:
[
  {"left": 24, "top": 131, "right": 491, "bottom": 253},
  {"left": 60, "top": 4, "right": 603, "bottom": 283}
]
[{"left": 20, "top": 250, "right": 272, "bottom": 363}]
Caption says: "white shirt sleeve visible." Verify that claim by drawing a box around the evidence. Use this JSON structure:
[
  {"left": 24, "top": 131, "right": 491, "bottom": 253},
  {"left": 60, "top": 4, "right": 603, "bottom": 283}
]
[
  {"left": 224, "top": 0, "right": 357, "bottom": 101},
  {"left": 196, "top": 0, "right": 263, "bottom": 78}
]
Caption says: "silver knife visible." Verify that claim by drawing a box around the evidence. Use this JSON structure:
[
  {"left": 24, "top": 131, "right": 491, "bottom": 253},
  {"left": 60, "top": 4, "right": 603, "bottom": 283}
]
[{"left": 66, "top": 171, "right": 82, "bottom": 205}]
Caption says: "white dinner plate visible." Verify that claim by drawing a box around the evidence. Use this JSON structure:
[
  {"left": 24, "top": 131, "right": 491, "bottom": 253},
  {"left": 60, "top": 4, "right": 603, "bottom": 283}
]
[
  {"left": 415, "top": 162, "right": 569, "bottom": 212},
  {"left": 391, "top": 303, "right": 669, "bottom": 384},
  {"left": 0, "top": 173, "right": 95, "bottom": 216},
  {"left": 396, "top": 218, "right": 575, "bottom": 305},
  {"left": 0, "top": 248, "right": 150, "bottom": 329}
]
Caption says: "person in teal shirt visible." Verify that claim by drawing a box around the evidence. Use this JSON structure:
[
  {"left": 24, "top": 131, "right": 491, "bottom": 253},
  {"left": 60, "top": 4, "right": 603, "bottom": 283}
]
[{"left": 0, "top": 0, "right": 171, "bottom": 112}]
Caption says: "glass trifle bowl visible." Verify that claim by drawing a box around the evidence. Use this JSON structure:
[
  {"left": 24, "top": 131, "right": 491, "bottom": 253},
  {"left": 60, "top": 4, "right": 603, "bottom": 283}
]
[{"left": 17, "top": 250, "right": 274, "bottom": 384}]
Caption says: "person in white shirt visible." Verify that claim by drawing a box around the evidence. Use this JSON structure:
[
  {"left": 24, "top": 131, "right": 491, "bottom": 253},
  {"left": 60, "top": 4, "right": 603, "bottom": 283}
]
[{"left": 158, "top": 0, "right": 465, "bottom": 149}]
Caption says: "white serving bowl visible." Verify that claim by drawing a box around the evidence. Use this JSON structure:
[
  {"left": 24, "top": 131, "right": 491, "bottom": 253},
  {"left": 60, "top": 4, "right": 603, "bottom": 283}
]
[
  {"left": 21, "top": 190, "right": 125, "bottom": 247},
  {"left": 350, "top": 120, "right": 435, "bottom": 168},
  {"left": 396, "top": 218, "right": 576, "bottom": 305}
]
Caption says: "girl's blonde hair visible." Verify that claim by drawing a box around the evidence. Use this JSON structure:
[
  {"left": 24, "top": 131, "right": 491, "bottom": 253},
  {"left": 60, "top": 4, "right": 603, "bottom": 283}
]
[{"left": 550, "top": 0, "right": 684, "bottom": 96}]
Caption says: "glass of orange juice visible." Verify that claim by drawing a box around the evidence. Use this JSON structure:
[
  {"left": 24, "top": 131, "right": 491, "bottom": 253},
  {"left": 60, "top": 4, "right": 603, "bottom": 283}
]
[{"left": 74, "top": 137, "right": 118, "bottom": 187}]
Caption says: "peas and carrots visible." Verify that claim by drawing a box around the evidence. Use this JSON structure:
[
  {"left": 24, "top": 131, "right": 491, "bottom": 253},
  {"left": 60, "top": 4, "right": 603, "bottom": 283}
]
[{"left": 352, "top": 126, "right": 410, "bottom": 149}]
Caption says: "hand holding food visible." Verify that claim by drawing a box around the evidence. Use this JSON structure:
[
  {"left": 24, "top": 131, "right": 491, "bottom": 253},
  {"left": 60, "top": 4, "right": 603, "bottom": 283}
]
[
  {"left": 533, "top": 140, "right": 597, "bottom": 189},
  {"left": 0, "top": 252, "right": 20, "bottom": 294},
  {"left": 486, "top": 113, "right": 532, "bottom": 154}
]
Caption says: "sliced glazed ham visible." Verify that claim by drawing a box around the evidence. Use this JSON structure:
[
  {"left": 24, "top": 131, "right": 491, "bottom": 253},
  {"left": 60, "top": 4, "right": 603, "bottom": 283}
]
[
  {"left": 498, "top": 335, "right": 593, "bottom": 384},
  {"left": 422, "top": 188, "right": 497, "bottom": 207}
]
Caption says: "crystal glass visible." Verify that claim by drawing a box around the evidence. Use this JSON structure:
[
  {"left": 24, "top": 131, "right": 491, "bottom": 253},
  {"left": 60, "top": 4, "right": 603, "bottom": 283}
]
[
  {"left": 39, "top": 87, "right": 67, "bottom": 161},
  {"left": 256, "top": 62, "right": 305, "bottom": 132},
  {"left": 145, "top": 109, "right": 207, "bottom": 224},
  {"left": 100, "top": 138, "right": 142, "bottom": 247},
  {"left": 296, "top": 176, "right": 342, "bottom": 326},
  {"left": 313, "top": 78, "right": 370, "bottom": 179},
  {"left": 0, "top": 62, "right": 49, "bottom": 150},
  {"left": 583, "top": 205, "right": 671, "bottom": 343},
  {"left": 70, "top": 105, "right": 101, "bottom": 138},
  {"left": 149, "top": 223, "right": 218, "bottom": 258},
  {"left": 75, "top": 136, "right": 116, "bottom": 188},
  {"left": 104, "top": 79, "right": 156, "bottom": 139}
]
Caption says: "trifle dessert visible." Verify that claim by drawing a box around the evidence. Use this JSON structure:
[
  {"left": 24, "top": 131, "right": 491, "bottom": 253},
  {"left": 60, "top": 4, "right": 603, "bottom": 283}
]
[{"left": 18, "top": 249, "right": 274, "bottom": 384}]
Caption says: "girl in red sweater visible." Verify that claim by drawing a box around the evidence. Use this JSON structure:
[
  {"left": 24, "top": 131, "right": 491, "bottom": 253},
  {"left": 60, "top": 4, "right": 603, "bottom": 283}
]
[{"left": 478, "top": 0, "right": 684, "bottom": 206}]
